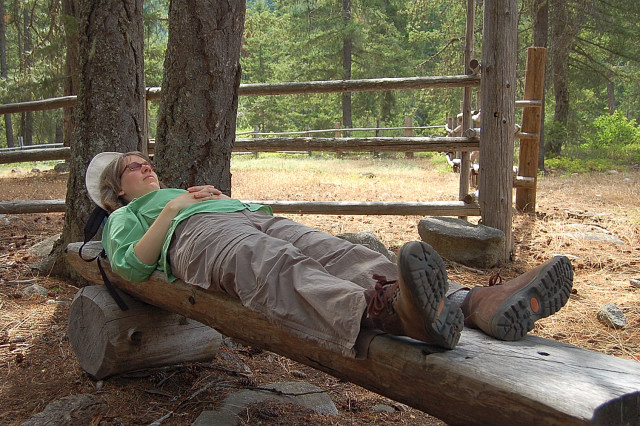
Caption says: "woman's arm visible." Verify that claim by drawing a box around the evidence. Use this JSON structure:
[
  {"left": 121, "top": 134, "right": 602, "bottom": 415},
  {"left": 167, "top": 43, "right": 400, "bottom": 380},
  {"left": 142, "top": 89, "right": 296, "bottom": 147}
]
[{"left": 133, "top": 185, "right": 226, "bottom": 264}]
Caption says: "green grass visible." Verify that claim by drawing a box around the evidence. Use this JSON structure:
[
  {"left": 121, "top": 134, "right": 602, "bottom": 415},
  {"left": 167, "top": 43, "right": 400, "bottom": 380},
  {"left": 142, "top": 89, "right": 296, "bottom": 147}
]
[
  {"left": 0, "top": 160, "right": 64, "bottom": 176},
  {"left": 231, "top": 151, "right": 446, "bottom": 174}
]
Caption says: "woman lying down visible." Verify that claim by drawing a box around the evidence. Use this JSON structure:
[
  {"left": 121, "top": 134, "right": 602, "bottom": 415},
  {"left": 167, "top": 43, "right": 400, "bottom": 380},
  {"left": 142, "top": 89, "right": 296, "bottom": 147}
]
[{"left": 86, "top": 151, "right": 573, "bottom": 358}]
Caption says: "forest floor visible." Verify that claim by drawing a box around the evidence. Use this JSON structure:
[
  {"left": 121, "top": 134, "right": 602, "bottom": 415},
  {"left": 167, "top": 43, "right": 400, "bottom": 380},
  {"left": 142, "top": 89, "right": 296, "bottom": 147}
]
[{"left": 1, "top": 154, "right": 639, "bottom": 425}]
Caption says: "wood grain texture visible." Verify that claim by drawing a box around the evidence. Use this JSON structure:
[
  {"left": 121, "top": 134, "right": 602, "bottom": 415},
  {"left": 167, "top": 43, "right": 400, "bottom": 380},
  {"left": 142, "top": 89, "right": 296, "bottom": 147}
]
[
  {"left": 68, "top": 242, "right": 640, "bottom": 425},
  {"left": 68, "top": 285, "right": 221, "bottom": 379}
]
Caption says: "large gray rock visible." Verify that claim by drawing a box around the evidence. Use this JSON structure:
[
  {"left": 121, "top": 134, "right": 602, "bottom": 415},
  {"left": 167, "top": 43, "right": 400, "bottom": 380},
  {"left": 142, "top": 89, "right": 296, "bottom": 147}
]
[
  {"left": 192, "top": 381, "right": 337, "bottom": 425},
  {"left": 418, "top": 217, "right": 504, "bottom": 268},
  {"left": 21, "top": 393, "right": 107, "bottom": 426},
  {"left": 54, "top": 162, "right": 70, "bottom": 173},
  {"left": 336, "top": 231, "right": 396, "bottom": 263},
  {"left": 28, "top": 233, "right": 60, "bottom": 275},
  {"left": 597, "top": 303, "right": 626, "bottom": 329}
]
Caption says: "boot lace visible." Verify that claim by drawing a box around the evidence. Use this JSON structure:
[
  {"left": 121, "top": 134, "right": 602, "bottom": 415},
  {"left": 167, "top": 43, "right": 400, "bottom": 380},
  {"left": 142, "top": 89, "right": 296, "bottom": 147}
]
[
  {"left": 367, "top": 274, "right": 397, "bottom": 316},
  {"left": 488, "top": 272, "right": 503, "bottom": 286}
]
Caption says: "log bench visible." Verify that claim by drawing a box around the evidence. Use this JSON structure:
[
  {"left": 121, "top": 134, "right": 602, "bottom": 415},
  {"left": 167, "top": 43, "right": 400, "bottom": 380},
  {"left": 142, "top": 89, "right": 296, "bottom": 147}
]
[{"left": 67, "top": 242, "right": 640, "bottom": 425}]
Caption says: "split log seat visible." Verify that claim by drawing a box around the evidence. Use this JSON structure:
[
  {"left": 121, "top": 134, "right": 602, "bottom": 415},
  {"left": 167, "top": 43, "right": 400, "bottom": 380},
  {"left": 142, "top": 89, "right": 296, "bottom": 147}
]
[{"left": 67, "top": 242, "right": 640, "bottom": 425}]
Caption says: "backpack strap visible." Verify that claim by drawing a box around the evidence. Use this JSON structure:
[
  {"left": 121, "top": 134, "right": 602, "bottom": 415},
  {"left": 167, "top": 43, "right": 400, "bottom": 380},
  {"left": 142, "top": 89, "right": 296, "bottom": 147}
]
[
  {"left": 79, "top": 206, "right": 129, "bottom": 311},
  {"left": 79, "top": 206, "right": 108, "bottom": 262},
  {"left": 97, "top": 251, "right": 129, "bottom": 311}
]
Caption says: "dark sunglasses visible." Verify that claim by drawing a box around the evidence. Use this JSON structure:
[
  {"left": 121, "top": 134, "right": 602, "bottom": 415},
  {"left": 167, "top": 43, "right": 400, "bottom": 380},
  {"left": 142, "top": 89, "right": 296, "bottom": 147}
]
[{"left": 120, "top": 161, "right": 156, "bottom": 177}]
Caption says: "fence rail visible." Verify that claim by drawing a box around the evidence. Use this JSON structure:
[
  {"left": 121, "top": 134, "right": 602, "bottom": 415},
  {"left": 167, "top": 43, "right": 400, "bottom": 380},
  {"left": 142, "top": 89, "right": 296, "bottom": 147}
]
[
  {"left": 0, "top": 137, "right": 477, "bottom": 164},
  {"left": 0, "top": 199, "right": 480, "bottom": 217},
  {"left": 0, "top": 75, "right": 480, "bottom": 115},
  {"left": 0, "top": 73, "right": 487, "bottom": 219}
]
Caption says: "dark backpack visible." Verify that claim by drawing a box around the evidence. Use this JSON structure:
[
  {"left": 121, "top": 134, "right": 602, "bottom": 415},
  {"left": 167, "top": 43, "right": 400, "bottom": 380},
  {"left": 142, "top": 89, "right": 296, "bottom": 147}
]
[{"left": 79, "top": 206, "right": 129, "bottom": 310}]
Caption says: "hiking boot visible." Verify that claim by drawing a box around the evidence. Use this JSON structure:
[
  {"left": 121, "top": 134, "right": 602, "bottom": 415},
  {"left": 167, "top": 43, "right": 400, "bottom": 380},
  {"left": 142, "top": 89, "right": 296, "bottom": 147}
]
[
  {"left": 460, "top": 256, "right": 573, "bottom": 341},
  {"left": 365, "top": 241, "right": 463, "bottom": 349}
]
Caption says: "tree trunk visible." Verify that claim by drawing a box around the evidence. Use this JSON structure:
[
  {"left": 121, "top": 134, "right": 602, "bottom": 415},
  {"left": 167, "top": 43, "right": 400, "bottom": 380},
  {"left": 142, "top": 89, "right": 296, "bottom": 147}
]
[
  {"left": 51, "top": 0, "right": 146, "bottom": 279},
  {"left": 155, "top": 0, "right": 246, "bottom": 195},
  {"left": 607, "top": 78, "right": 615, "bottom": 114},
  {"left": 549, "top": 0, "right": 570, "bottom": 156},
  {"left": 341, "top": 0, "right": 353, "bottom": 135},
  {"left": 22, "top": 8, "right": 33, "bottom": 146},
  {"left": 533, "top": 0, "right": 548, "bottom": 171},
  {"left": 479, "top": 0, "right": 517, "bottom": 263},
  {"left": 62, "top": 0, "right": 80, "bottom": 148},
  {"left": 0, "top": 0, "right": 14, "bottom": 148}
]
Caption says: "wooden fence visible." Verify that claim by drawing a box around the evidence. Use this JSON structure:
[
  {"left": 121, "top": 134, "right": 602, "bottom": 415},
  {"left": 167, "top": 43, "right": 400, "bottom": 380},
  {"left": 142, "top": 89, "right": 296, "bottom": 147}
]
[
  {"left": 0, "top": 2, "right": 537, "bottom": 262},
  {"left": 0, "top": 61, "right": 541, "bottom": 239},
  {"left": 0, "top": 73, "right": 485, "bottom": 219}
]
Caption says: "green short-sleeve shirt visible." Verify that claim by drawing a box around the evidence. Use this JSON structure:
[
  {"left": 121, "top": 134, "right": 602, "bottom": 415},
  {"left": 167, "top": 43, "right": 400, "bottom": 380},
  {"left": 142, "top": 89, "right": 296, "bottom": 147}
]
[{"left": 102, "top": 188, "right": 272, "bottom": 282}]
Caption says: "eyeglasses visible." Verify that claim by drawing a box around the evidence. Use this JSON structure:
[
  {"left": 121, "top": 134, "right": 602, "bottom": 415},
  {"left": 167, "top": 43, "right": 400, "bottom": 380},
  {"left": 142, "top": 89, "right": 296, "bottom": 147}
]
[{"left": 120, "top": 161, "right": 156, "bottom": 177}]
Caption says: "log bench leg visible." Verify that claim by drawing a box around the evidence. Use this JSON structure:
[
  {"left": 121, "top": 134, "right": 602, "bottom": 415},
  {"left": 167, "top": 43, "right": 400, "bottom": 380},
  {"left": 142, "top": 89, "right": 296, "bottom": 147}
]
[{"left": 68, "top": 286, "right": 222, "bottom": 379}]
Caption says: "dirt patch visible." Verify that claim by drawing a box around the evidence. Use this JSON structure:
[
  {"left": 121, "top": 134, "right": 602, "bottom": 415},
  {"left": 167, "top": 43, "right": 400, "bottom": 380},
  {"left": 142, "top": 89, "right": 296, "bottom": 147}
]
[{"left": 1, "top": 163, "right": 639, "bottom": 424}]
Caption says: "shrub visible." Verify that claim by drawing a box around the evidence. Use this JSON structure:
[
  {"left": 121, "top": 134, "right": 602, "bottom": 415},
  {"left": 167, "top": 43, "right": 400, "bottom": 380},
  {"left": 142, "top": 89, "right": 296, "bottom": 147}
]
[
  {"left": 544, "top": 157, "right": 617, "bottom": 174},
  {"left": 583, "top": 111, "right": 640, "bottom": 162}
]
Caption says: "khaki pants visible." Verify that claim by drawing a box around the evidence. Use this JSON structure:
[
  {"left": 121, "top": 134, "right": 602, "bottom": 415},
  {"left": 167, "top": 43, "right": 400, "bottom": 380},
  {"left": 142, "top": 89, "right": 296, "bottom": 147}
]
[{"left": 168, "top": 210, "right": 398, "bottom": 357}]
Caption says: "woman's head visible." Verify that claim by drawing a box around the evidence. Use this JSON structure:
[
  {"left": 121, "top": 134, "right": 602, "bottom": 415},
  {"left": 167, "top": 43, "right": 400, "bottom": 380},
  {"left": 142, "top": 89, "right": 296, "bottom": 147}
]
[{"left": 98, "top": 151, "right": 160, "bottom": 212}]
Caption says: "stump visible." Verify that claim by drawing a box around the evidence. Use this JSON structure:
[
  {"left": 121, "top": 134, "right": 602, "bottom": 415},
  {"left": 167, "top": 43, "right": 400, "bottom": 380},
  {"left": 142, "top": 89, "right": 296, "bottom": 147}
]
[{"left": 68, "top": 286, "right": 222, "bottom": 379}]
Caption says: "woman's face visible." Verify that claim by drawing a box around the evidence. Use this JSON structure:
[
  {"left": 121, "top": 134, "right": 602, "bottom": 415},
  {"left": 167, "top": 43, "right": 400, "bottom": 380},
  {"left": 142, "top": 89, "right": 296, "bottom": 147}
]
[{"left": 118, "top": 155, "right": 160, "bottom": 202}]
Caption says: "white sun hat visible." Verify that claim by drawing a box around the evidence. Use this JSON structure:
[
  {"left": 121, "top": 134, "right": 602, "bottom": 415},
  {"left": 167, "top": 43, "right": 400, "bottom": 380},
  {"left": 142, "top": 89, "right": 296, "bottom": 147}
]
[{"left": 85, "top": 152, "right": 122, "bottom": 210}]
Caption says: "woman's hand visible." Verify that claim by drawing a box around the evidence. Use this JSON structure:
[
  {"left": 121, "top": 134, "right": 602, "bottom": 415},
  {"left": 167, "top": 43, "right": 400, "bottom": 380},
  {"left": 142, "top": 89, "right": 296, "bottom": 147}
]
[
  {"left": 133, "top": 185, "right": 229, "bottom": 266},
  {"left": 187, "top": 185, "right": 230, "bottom": 200},
  {"left": 164, "top": 186, "right": 229, "bottom": 213}
]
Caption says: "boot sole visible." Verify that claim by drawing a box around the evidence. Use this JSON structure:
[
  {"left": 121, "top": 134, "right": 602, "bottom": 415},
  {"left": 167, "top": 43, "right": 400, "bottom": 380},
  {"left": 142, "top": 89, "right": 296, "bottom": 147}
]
[
  {"left": 398, "top": 242, "right": 463, "bottom": 349},
  {"left": 489, "top": 256, "right": 574, "bottom": 341}
]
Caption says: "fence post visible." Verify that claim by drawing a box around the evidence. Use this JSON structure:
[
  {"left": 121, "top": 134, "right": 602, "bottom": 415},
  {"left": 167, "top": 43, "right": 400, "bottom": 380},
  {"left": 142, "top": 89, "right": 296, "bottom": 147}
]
[
  {"left": 404, "top": 117, "right": 414, "bottom": 158},
  {"left": 334, "top": 121, "right": 342, "bottom": 157},
  {"left": 143, "top": 99, "right": 150, "bottom": 156},
  {"left": 479, "top": 0, "right": 517, "bottom": 263},
  {"left": 515, "top": 47, "right": 546, "bottom": 213},
  {"left": 253, "top": 125, "right": 260, "bottom": 159},
  {"left": 305, "top": 124, "right": 312, "bottom": 156},
  {"left": 373, "top": 119, "right": 381, "bottom": 158},
  {"left": 459, "top": 0, "right": 475, "bottom": 216}
]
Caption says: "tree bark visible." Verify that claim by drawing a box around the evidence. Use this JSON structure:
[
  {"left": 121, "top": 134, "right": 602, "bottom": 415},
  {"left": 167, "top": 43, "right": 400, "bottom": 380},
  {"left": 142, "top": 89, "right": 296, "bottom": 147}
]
[
  {"left": 67, "top": 242, "right": 640, "bottom": 426},
  {"left": 533, "top": 0, "right": 548, "bottom": 171},
  {"left": 0, "top": 0, "right": 14, "bottom": 148},
  {"left": 155, "top": 0, "right": 246, "bottom": 195},
  {"left": 62, "top": 0, "right": 80, "bottom": 148},
  {"left": 479, "top": 0, "right": 517, "bottom": 262},
  {"left": 69, "top": 286, "right": 222, "bottom": 379},
  {"left": 22, "top": 8, "right": 33, "bottom": 146},
  {"left": 341, "top": 0, "right": 353, "bottom": 135},
  {"left": 549, "top": 0, "right": 570, "bottom": 156},
  {"left": 51, "top": 0, "right": 146, "bottom": 279}
]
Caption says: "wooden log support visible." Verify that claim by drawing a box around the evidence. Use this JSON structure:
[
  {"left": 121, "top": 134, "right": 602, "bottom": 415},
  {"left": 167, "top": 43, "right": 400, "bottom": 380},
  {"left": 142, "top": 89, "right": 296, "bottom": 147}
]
[
  {"left": 0, "top": 147, "right": 71, "bottom": 164},
  {"left": 234, "top": 136, "right": 479, "bottom": 153},
  {"left": 0, "top": 137, "right": 479, "bottom": 165},
  {"left": 0, "top": 200, "right": 67, "bottom": 214},
  {"left": 516, "top": 132, "right": 541, "bottom": 140},
  {"left": 0, "top": 75, "right": 481, "bottom": 115},
  {"left": 479, "top": 0, "right": 517, "bottom": 262},
  {"left": 67, "top": 242, "right": 640, "bottom": 425},
  {"left": 0, "top": 200, "right": 481, "bottom": 217},
  {"left": 513, "top": 176, "right": 536, "bottom": 189},
  {"left": 516, "top": 47, "right": 547, "bottom": 213},
  {"left": 459, "top": 0, "right": 476, "bottom": 208},
  {"left": 68, "top": 285, "right": 222, "bottom": 379},
  {"left": 242, "top": 200, "right": 481, "bottom": 216},
  {"left": 515, "top": 100, "right": 543, "bottom": 108},
  {"left": 0, "top": 96, "right": 77, "bottom": 114}
]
